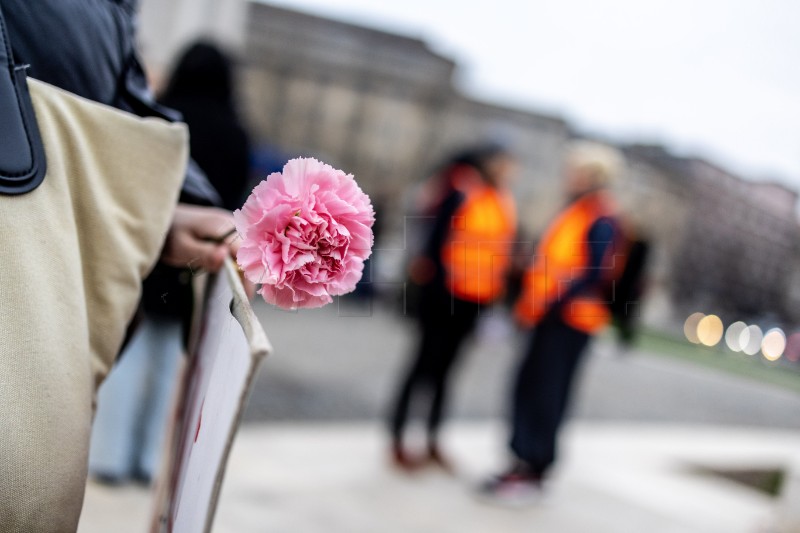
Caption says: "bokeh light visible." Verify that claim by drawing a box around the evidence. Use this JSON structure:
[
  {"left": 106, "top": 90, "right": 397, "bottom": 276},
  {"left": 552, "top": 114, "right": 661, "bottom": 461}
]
[
  {"left": 739, "top": 325, "right": 763, "bottom": 356},
  {"left": 697, "top": 315, "right": 723, "bottom": 347},
  {"left": 785, "top": 333, "right": 800, "bottom": 363},
  {"left": 761, "top": 328, "right": 786, "bottom": 361},
  {"left": 684, "top": 312, "right": 705, "bottom": 344},
  {"left": 725, "top": 321, "right": 747, "bottom": 351}
]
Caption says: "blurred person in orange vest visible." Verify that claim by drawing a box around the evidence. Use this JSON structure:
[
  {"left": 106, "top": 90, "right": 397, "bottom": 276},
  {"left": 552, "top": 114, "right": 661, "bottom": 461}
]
[
  {"left": 388, "top": 144, "right": 518, "bottom": 471},
  {"left": 480, "top": 140, "right": 627, "bottom": 503}
]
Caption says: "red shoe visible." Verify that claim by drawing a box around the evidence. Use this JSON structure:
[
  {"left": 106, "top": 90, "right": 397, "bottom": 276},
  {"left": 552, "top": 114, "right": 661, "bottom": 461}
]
[
  {"left": 427, "top": 444, "right": 456, "bottom": 474},
  {"left": 390, "top": 444, "right": 422, "bottom": 472}
]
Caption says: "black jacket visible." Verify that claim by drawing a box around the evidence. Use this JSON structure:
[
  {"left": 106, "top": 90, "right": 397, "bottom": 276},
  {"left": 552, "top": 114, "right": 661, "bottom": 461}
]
[{"left": 0, "top": 0, "right": 221, "bottom": 206}]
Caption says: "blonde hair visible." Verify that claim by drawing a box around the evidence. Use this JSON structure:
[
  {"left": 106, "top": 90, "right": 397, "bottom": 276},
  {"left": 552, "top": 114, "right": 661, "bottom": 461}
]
[{"left": 564, "top": 140, "right": 624, "bottom": 188}]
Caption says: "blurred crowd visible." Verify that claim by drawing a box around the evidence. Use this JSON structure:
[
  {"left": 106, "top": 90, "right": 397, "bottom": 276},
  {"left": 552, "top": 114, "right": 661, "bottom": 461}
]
[{"left": 388, "top": 140, "right": 646, "bottom": 503}]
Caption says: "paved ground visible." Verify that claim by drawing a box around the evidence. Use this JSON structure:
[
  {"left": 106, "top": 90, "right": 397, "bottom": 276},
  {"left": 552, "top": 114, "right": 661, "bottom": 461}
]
[
  {"left": 244, "top": 299, "right": 800, "bottom": 428},
  {"left": 80, "top": 422, "right": 800, "bottom": 533},
  {"left": 78, "top": 298, "right": 800, "bottom": 532}
]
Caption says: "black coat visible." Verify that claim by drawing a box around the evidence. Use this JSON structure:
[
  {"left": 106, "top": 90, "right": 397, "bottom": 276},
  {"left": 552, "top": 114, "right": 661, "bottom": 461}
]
[{"left": 0, "top": 0, "right": 221, "bottom": 206}]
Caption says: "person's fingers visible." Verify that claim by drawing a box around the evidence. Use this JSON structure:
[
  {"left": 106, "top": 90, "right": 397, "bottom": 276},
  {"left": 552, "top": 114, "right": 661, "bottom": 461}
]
[
  {"left": 226, "top": 232, "right": 242, "bottom": 257},
  {"left": 163, "top": 231, "right": 228, "bottom": 273},
  {"left": 202, "top": 244, "right": 229, "bottom": 273},
  {"left": 187, "top": 207, "right": 235, "bottom": 242},
  {"left": 161, "top": 204, "right": 243, "bottom": 274}
]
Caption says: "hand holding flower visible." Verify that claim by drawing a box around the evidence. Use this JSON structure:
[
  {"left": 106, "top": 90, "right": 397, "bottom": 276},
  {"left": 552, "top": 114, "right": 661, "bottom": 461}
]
[{"left": 162, "top": 204, "right": 237, "bottom": 273}]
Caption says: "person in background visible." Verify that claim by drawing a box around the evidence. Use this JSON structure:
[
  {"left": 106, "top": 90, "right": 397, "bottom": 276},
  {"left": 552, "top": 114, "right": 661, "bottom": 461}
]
[
  {"left": 481, "top": 141, "right": 626, "bottom": 503},
  {"left": 159, "top": 41, "right": 251, "bottom": 211},
  {"left": 388, "top": 144, "right": 518, "bottom": 471},
  {"left": 88, "top": 40, "right": 252, "bottom": 486}
]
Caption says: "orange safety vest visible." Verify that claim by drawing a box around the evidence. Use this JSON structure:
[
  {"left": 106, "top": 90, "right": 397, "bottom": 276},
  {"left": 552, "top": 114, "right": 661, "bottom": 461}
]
[
  {"left": 514, "top": 192, "right": 622, "bottom": 334},
  {"left": 440, "top": 183, "right": 517, "bottom": 304}
]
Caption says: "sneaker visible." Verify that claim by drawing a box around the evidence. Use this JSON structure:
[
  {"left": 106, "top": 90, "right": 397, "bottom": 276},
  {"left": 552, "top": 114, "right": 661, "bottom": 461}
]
[{"left": 477, "top": 469, "right": 543, "bottom": 507}]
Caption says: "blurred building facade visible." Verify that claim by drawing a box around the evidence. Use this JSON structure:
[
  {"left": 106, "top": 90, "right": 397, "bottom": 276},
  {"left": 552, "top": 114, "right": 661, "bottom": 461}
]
[
  {"left": 620, "top": 146, "right": 800, "bottom": 327},
  {"left": 137, "top": 0, "right": 800, "bottom": 331},
  {"left": 236, "top": 5, "right": 570, "bottom": 220}
]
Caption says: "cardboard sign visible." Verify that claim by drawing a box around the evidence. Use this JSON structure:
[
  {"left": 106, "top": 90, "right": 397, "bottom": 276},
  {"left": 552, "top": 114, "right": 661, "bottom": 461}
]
[{"left": 152, "top": 257, "right": 271, "bottom": 533}]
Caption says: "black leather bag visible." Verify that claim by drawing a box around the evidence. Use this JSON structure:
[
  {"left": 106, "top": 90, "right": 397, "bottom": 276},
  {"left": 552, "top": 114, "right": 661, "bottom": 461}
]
[{"left": 0, "top": 5, "right": 45, "bottom": 195}]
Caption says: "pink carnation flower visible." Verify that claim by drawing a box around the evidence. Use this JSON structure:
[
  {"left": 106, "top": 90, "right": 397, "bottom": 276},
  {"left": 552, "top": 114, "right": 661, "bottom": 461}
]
[{"left": 234, "top": 157, "right": 375, "bottom": 309}]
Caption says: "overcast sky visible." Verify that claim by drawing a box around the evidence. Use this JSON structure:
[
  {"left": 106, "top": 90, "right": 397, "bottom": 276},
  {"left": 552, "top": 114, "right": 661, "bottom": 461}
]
[{"left": 263, "top": 0, "right": 800, "bottom": 188}]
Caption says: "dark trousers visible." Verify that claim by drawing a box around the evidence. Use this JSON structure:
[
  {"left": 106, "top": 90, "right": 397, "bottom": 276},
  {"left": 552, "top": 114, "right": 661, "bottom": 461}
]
[
  {"left": 510, "top": 314, "right": 590, "bottom": 477},
  {"left": 389, "top": 286, "right": 481, "bottom": 443}
]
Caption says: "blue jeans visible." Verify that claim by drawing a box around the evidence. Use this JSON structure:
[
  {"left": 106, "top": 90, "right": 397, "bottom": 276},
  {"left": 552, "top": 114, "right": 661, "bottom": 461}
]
[{"left": 88, "top": 315, "right": 183, "bottom": 481}]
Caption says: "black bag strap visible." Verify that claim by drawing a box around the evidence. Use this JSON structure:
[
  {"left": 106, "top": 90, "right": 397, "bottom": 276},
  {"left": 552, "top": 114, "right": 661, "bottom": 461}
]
[{"left": 0, "top": 3, "right": 46, "bottom": 195}]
